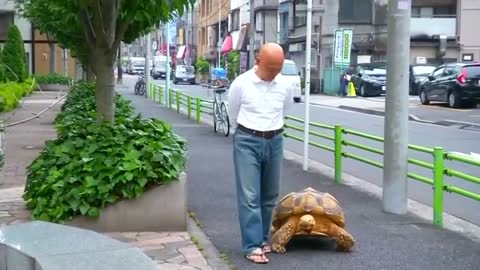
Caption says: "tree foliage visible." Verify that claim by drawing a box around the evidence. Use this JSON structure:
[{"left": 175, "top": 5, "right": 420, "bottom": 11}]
[
  {"left": 15, "top": 0, "right": 195, "bottom": 123},
  {"left": 2, "top": 25, "right": 28, "bottom": 82}
]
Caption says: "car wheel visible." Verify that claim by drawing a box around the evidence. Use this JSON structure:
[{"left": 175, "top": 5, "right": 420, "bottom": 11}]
[
  {"left": 294, "top": 97, "right": 301, "bottom": 103},
  {"left": 448, "top": 91, "right": 461, "bottom": 108},
  {"left": 419, "top": 89, "right": 430, "bottom": 105},
  {"left": 360, "top": 84, "right": 367, "bottom": 97}
]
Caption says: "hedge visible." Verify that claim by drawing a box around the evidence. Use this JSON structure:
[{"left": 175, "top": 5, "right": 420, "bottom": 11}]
[
  {"left": 34, "top": 73, "right": 73, "bottom": 86},
  {"left": 23, "top": 82, "right": 188, "bottom": 223},
  {"left": 0, "top": 79, "right": 37, "bottom": 112}
]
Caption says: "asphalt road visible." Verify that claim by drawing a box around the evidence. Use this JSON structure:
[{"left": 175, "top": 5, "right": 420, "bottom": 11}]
[
  {"left": 152, "top": 78, "right": 480, "bottom": 226},
  {"left": 365, "top": 96, "right": 480, "bottom": 126}
]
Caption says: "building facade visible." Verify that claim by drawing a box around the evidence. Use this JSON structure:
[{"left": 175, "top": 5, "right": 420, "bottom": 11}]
[
  {"left": 0, "top": 0, "right": 76, "bottom": 76},
  {"left": 197, "top": 0, "right": 230, "bottom": 67}
]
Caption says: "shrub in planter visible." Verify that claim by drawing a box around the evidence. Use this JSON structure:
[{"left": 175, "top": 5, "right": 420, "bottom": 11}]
[
  {"left": 34, "top": 73, "right": 72, "bottom": 86},
  {"left": 23, "top": 82, "right": 187, "bottom": 223},
  {"left": 55, "top": 82, "right": 133, "bottom": 136},
  {"left": 2, "top": 25, "right": 28, "bottom": 82},
  {"left": 0, "top": 81, "right": 36, "bottom": 112}
]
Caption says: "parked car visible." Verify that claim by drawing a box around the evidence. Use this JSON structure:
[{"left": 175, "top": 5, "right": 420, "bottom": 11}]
[
  {"left": 152, "top": 55, "right": 171, "bottom": 79},
  {"left": 173, "top": 65, "right": 195, "bottom": 84},
  {"left": 280, "top": 59, "right": 302, "bottom": 102},
  {"left": 409, "top": 64, "right": 437, "bottom": 95},
  {"left": 351, "top": 63, "right": 386, "bottom": 97},
  {"left": 419, "top": 62, "right": 480, "bottom": 108}
]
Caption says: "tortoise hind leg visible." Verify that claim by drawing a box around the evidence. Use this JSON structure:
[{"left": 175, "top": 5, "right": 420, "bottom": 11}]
[
  {"left": 271, "top": 216, "right": 299, "bottom": 253},
  {"left": 328, "top": 224, "right": 355, "bottom": 252}
]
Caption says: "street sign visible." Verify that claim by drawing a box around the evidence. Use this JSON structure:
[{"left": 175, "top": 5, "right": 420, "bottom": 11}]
[{"left": 333, "top": 29, "right": 353, "bottom": 68}]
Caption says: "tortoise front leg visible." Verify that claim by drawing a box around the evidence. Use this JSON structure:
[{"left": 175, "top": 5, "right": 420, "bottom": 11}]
[
  {"left": 329, "top": 224, "right": 355, "bottom": 252},
  {"left": 271, "top": 216, "right": 299, "bottom": 253}
]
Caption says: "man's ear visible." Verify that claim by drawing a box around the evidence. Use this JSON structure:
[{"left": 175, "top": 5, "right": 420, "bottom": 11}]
[{"left": 255, "top": 56, "right": 259, "bottom": 65}]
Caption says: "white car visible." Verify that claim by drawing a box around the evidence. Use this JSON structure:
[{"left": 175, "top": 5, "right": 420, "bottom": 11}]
[{"left": 281, "top": 59, "right": 302, "bottom": 102}]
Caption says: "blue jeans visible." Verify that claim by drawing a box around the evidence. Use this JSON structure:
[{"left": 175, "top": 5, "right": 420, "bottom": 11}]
[{"left": 233, "top": 128, "right": 283, "bottom": 255}]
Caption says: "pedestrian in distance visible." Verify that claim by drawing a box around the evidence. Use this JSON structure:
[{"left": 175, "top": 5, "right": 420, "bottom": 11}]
[
  {"left": 338, "top": 64, "right": 356, "bottom": 96},
  {"left": 227, "top": 43, "right": 294, "bottom": 264}
]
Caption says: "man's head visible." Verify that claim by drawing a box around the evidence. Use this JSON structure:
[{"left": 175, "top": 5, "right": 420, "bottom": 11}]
[{"left": 255, "top": 43, "right": 285, "bottom": 81}]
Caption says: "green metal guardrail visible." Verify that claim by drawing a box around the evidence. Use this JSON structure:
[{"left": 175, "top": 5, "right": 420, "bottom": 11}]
[
  {"left": 284, "top": 115, "right": 480, "bottom": 227},
  {"left": 148, "top": 84, "right": 213, "bottom": 124},
  {"left": 148, "top": 84, "right": 479, "bottom": 228}
]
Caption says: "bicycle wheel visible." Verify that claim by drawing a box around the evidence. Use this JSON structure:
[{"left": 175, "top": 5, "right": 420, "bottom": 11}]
[
  {"left": 134, "top": 81, "right": 140, "bottom": 95},
  {"left": 139, "top": 82, "right": 146, "bottom": 96},
  {"left": 212, "top": 101, "right": 218, "bottom": 133},
  {"left": 220, "top": 102, "right": 230, "bottom": 136}
]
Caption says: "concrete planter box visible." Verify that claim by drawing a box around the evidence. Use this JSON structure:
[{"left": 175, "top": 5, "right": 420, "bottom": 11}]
[
  {"left": 36, "top": 84, "right": 69, "bottom": 92},
  {"left": 68, "top": 172, "right": 187, "bottom": 232}
]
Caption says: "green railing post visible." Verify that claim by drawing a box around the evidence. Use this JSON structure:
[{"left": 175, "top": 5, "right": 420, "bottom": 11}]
[
  {"left": 149, "top": 83, "right": 153, "bottom": 99},
  {"left": 196, "top": 98, "right": 201, "bottom": 124},
  {"left": 433, "top": 147, "right": 445, "bottom": 227},
  {"left": 158, "top": 86, "right": 163, "bottom": 105},
  {"left": 152, "top": 84, "right": 156, "bottom": 101},
  {"left": 187, "top": 96, "right": 192, "bottom": 119},
  {"left": 169, "top": 89, "right": 173, "bottom": 109},
  {"left": 176, "top": 91, "right": 180, "bottom": 113},
  {"left": 334, "top": 125, "right": 343, "bottom": 184}
]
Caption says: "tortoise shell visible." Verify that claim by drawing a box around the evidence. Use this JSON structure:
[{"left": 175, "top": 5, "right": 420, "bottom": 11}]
[{"left": 272, "top": 187, "right": 345, "bottom": 230}]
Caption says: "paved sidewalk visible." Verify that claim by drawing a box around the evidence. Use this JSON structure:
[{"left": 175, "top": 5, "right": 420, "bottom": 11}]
[
  {"left": 118, "top": 83, "right": 480, "bottom": 270},
  {"left": 0, "top": 89, "right": 217, "bottom": 270}
]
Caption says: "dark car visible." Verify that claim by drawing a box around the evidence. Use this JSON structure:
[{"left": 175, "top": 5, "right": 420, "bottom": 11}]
[
  {"left": 409, "top": 64, "right": 437, "bottom": 95},
  {"left": 419, "top": 62, "right": 480, "bottom": 108},
  {"left": 351, "top": 63, "right": 386, "bottom": 97}
]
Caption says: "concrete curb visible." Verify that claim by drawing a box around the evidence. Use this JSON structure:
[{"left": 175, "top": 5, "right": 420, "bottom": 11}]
[
  {"left": 187, "top": 217, "right": 232, "bottom": 270},
  {"left": 282, "top": 150, "right": 480, "bottom": 243}
]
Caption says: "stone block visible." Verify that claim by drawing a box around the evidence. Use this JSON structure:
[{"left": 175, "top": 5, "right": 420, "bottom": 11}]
[
  {"left": 68, "top": 173, "right": 187, "bottom": 232},
  {"left": 0, "top": 221, "right": 158, "bottom": 270}
]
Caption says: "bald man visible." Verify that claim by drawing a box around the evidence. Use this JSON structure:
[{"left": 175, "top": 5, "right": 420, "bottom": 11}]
[{"left": 228, "top": 43, "right": 294, "bottom": 264}]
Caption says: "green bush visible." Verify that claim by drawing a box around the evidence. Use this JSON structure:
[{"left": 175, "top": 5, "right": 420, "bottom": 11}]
[
  {"left": 2, "top": 25, "right": 28, "bottom": 82},
  {"left": 0, "top": 81, "right": 36, "bottom": 112},
  {"left": 195, "top": 58, "right": 210, "bottom": 76},
  {"left": 0, "top": 46, "right": 5, "bottom": 83},
  {"left": 35, "top": 73, "right": 72, "bottom": 85},
  {"left": 23, "top": 82, "right": 187, "bottom": 223}
]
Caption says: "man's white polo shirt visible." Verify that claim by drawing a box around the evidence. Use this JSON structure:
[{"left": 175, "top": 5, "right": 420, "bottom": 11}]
[{"left": 227, "top": 68, "right": 294, "bottom": 134}]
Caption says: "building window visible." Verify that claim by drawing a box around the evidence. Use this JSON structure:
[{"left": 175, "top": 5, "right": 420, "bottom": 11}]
[
  {"left": 338, "top": 0, "right": 372, "bottom": 24},
  {"left": 411, "top": 6, "right": 456, "bottom": 18},
  {"left": 0, "top": 11, "right": 14, "bottom": 40},
  {"left": 231, "top": 9, "right": 240, "bottom": 31},
  {"left": 293, "top": 0, "right": 307, "bottom": 27}
]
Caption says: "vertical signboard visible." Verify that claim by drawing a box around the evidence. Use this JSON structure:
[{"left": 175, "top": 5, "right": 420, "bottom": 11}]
[{"left": 333, "top": 29, "right": 353, "bottom": 69}]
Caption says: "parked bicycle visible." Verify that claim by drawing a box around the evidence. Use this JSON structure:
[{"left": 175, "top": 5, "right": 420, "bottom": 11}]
[
  {"left": 134, "top": 73, "right": 146, "bottom": 96},
  {"left": 211, "top": 85, "right": 230, "bottom": 136}
]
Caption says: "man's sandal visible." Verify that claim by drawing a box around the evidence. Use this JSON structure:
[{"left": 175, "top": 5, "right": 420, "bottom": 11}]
[
  {"left": 245, "top": 248, "right": 269, "bottom": 264},
  {"left": 262, "top": 243, "right": 271, "bottom": 253}
]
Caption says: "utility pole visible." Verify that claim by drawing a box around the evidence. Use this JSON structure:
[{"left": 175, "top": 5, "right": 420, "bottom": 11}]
[
  {"left": 165, "top": 22, "right": 171, "bottom": 104},
  {"left": 145, "top": 32, "right": 151, "bottom": 98},
  {"left": 383, "top": 0, "right": 411, "bottom": 214},
  {"left": 302, "top": 0, "right": 312, "bottom": 171},
  {"left": 217, "top": 0, "right": 222, "bottom": 67},
  {"left": 249, "top": 0, "right": 255, "bottom": 68}
]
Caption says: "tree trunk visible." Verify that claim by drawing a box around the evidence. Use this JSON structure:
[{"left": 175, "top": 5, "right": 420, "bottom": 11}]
[
  {"left": 86, "top": 66, "right": 95, "bottom": 81},
  {"left": 49, "top": 43, "right": 56, "bottom": 73},
  {"left": 94, "top": 53, "right": 116, "bottom": 124},
  {"left": 116, "top": 46, "right": 123, "bottom": 84}
]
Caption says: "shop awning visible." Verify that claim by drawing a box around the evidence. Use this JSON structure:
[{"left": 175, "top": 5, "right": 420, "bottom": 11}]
[
  {"left": 176, "top": 45, "right": 186, "bottom": 59},
  {"left": 221, "top": 35, "right": 233, "bottom": 55},
  {"left": 235, "top": 25, "right": 249, "bottom": 51}
]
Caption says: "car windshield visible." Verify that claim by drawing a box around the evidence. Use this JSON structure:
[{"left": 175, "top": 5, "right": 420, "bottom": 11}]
[
  {"left": 413, "top": 65, "right": 436, "bottom": 76},
  {"left": 466, "top": 65, "right": 480, "bottom": 78},
  {"left": 133, "top": 61, "right": 144, "bottom": 67},
  {"left": 363, "top": 67, "right": 386, "bottom": 76},
  {"left": 281, "top": 62, "right": 298, "bottom": 75},
  {"left": 178, "top": 66, "right": 194, "bottom": 74}
]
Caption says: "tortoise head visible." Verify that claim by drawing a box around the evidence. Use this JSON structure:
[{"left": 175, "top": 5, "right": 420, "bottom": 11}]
[{"left": 298, "top": 214, "right": 315, "bottom": 233}]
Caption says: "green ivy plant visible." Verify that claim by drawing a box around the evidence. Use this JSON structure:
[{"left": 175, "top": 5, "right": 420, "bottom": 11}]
[{"left": 23, "top": 82, "right": 187, "bottom": 223}]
